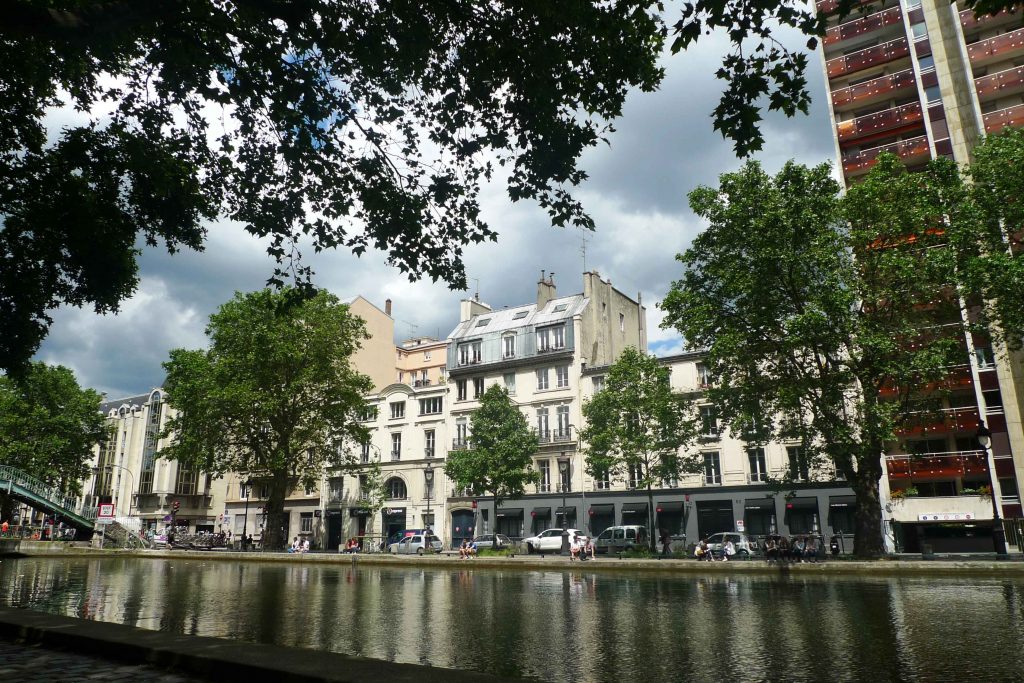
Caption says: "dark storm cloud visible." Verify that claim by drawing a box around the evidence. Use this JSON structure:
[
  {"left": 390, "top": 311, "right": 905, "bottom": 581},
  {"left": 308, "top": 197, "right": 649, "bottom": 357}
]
[{"left": 35, "top": 40, "right": 841, "bottom": 395}]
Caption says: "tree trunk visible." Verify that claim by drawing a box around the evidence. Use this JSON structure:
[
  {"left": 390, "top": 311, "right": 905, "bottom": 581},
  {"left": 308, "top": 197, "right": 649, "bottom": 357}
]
[
  {"left": 262, "top": 472, "right": 291, "bottom": 551},
  {"left": 850, "top": 449, "right": 886, "bottom": 558}
]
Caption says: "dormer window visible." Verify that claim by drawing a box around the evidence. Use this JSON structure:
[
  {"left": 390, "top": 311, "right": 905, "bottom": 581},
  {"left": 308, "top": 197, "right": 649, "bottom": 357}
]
[
  {"left": 476, "top": 318, "right": 491, "bottom": 328},
  {"left": 536, "top": 324, "right": 565, "bottom": 352},
  {"left": 552, "top": 303, "right": 568, "bottom": 312},
  {"left": 512, "top": 310, "right": 529, "bottom": 320},
  {"left": 457, "top": 341, "right": 482, "bottom": 365},
  {"left": 503, "top": 333, "right": 516, "bottom": 359}
]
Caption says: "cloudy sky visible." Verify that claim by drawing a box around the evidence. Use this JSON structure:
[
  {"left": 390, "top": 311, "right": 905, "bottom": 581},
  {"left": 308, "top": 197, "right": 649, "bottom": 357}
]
[{"left": 36, "top": 30, "right": 837, "bottom": 399}]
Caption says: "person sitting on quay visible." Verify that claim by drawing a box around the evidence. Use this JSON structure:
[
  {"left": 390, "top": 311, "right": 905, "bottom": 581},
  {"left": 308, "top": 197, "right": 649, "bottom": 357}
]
[
  {"left": 343, "top": 538, "right": 359, "bottom": 554},
  {"left": 763, "top": 536, "right": 778, "bottom": 563},
  {"left": 570, "top": 535, "right": 581, "bottom": 561},
  {"left": 803, "top": 536, "right": 819, "bottom": 563},
  {"left": 1, "top": 519, "right": 8, "bottom": 536},
  {"left": 792, "top": 536, "right": 806, "bottom": 562},
  {"left": 301, "top": 537, "right": 310, "bottom": 554},
  {"left": 694, "top": 538, "right": 711, "bottom": 561},
  {"left": 778, "top": 535, "right": 791, "bottom": 562},
  {"left": 288, "top": 536, "right": 300, "bottom": 553},
  {"left": 459, "top": 540, "right": 473, "bottom": 559},
  {"left": 584, "top": 536, "right": 595, "bottom": 560},
  {"left": 722, "top": 539, "right": 737, "bottom": 562}
]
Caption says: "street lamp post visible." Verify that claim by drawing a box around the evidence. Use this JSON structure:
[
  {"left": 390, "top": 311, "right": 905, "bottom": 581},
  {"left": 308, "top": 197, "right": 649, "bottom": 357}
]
[
  {"left": 558, "top": 454, "right": 570, "bottom": 556},
  {"left": 424, "top": 466, "right": 434, "bottom": 542},
  {"left": 977, "top": 421, "right": 1009, "bottom": 557},
  {"left": 241, "top": 477, "right": 251, "bottom": 551}
]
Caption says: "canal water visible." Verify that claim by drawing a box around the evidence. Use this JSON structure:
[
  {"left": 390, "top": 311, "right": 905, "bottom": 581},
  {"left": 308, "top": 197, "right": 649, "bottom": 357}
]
[{"left": 1, "top": 557, "right": 1023, "bottom": 681}]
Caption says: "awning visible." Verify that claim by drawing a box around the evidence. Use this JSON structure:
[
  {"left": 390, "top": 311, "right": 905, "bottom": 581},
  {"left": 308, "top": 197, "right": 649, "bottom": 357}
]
[
  {"left": 656, "top": 501, "right": 684, "bottom": 513},
  {"left": 555, "top": 506, "right": 577, "bottom": 515},
  {"left": 744, "top": 498, "right": 775, "bottom": 510},
  {"left": 621, "top": 502, "right": 649, "bottom": 514},
  {"left": 531, "top": 507, "right": 551, "bottom": 518},
  {"left": 496, "top": 508, "right": 523, "bottom": 518},
  {"left": 349, "top": 508, "right": 370, "bottom": 518},
  {"left": 786, "top": 497, "right": 818, "bottom": 510},
  {"left": 829, "top": 495, "right": 857, "bottom": 508},
  {"left": 589, "top": 504, "right": 614, "bottom": 515}
]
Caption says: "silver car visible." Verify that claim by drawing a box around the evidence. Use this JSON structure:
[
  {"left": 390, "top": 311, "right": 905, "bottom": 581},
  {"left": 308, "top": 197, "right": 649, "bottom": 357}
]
[
  {"left": 706, "top": 532, "right": 758, "bottom": 558},
  {"left": 472, "top": 534, "right": 512, "bottom": 550},
  {"left": 389, "top": 533, "right": 443, "bottom": 555}
]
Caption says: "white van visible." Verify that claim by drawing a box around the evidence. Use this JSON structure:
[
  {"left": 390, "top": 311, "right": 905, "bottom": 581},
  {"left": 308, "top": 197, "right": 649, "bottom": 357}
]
[{"left": 594, "top": 525, "right": 648, "bottom": 554}]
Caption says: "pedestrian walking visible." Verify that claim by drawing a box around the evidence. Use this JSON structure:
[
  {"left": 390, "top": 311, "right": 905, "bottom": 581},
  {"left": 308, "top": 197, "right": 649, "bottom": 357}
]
[{"left": 659, "top": 528, "right": 672, "bottom": 557}]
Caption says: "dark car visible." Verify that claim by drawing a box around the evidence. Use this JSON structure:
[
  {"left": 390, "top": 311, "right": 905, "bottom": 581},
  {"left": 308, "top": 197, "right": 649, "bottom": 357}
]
[{"left": 472, "top": 534, "right": 512, "bottom": 550}]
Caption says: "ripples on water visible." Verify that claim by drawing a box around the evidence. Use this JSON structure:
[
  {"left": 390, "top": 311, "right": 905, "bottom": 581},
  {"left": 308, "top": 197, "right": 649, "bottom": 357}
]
[{"left": 1, "top": 557, "right": 1023, "bottom": 682}]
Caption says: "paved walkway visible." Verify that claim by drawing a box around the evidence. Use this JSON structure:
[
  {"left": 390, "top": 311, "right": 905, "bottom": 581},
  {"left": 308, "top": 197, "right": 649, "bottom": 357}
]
[{"left": 0, "top": 639, "right": 205, "bottom": 682}]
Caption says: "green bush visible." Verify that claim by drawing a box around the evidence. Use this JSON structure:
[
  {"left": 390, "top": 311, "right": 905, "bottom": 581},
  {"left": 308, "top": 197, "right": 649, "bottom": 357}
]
[{"left": 478, "top": 547, "right": 516, "bottom": 557}]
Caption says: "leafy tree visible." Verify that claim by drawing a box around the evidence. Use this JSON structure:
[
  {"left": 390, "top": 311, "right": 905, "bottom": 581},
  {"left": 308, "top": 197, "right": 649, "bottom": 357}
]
[
  {"left": 580, "top": 347, "right": 699, "bottom": 550},
  {"left": 660, "top": 154, "right": 1024, "bottom": 557},
  {"left": 160, "top": 288, "right": 373, "bottom": 550},
  {"left": 0, "top": 0, "right": 666, "bottom": 373},
  {"left": 444, "top": 384, "right": 539, "bottom": 532},
  {"left": 0, "top": 362, "right": 106, "bottom": 520},
  {"left": 355, "top": 458, "right": 387, "bottom": 541}
]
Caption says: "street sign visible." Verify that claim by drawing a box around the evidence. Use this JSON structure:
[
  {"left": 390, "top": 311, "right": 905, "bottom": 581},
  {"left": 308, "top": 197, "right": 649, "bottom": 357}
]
[
  {"left": 736, "top": 520, "right": 745, "bottom": 532},
  {"left": 98, "top": 503, "right": 115, "bottom": 521},
  {"left": 96, "top": 518, "right": 114, "bottom": 525}
]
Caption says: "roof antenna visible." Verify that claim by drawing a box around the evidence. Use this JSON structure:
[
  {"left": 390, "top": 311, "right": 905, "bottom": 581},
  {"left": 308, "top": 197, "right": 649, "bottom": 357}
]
[{"left": 472, "top": 277, "right": 480, "bottom": 301}]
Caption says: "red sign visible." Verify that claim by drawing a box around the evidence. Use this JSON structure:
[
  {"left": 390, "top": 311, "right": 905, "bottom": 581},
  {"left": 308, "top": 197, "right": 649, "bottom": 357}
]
[
  {"left": 656, "top": 507, "right": 663, "bottom": 513},
  {"left": 98, "top": 503, "right": 115, "bottom": 520},
  {"left": 471, "top": 500, "right": 477, "bottom": 509},
  {"left": 530, "top": 511, "right": 536, "bottom": 518}
]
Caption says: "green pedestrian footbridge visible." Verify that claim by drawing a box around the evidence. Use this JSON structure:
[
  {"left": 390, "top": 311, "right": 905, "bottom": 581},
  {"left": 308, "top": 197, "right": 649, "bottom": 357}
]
[{"left": 0, "top": 465, "right": 95, "bottom": 534}]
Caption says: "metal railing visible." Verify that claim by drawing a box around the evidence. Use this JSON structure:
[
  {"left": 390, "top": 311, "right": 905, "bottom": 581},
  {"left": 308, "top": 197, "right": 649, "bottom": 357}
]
[{"left": 0, "top": 465, "right": 80, "bottom": 512}]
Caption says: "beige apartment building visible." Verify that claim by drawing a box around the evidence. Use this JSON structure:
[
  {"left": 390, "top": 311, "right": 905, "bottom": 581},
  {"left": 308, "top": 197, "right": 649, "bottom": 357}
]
[{"left": 396, "top": 336, "right": 448, "bottom": 387}]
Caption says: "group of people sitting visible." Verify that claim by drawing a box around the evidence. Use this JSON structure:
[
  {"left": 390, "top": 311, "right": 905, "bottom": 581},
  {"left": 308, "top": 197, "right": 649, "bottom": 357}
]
[
  {"left": 693, "top": 538, "right": 737, "bottom": 561},
  {"left": 288, "top": 536, "right": 310, "bottom": 554},
  {"left": 570, "top": 534, "right": 595, "bottom": 561},
  {"left": 763, "top": 535, "right": 821, "bottom": 563},
  {"left": 458, "top": 539, "right": 478, "bottom": 558},
  {"left": 342, "top": 538, "right": 361, "bottom": 554}
]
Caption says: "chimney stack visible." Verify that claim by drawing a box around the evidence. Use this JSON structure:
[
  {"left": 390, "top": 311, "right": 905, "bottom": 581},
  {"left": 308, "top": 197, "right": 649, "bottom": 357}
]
[
  {"left": 385, "top": 298, "right": 392, "bottom": 316},
  {"left": 537, "top": 270, "right": 557, "bottom": 309}
]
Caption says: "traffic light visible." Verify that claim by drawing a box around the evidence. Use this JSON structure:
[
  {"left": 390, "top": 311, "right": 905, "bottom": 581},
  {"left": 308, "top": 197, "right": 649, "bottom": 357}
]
[{"left": 172, "top": 500, "right": 180, "bottom": 514}]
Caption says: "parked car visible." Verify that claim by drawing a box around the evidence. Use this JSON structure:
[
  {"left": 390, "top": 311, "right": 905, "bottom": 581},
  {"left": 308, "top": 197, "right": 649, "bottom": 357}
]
[
  {"left": 385, "top": 528, "right": 432, "bottom": 549},
  {"left": 472, "top": 534, "right": 512, "bottom": 550},
  {"left": 705, "top": 532, "right": 758, "bottom": 558},
  {"left": 523, "top": 528, "right": 582, "bottom": 553},
  {"left": 594, "top": 525, "right": 649, "bottom": 554},
  {"left": 389, "top": 533, "right": 443, "bottom": 555}
]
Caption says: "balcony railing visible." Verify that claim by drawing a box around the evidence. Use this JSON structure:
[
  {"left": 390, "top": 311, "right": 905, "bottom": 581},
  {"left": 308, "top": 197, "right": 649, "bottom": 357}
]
[
  {"left": 967, "top": 27, "right": 1024, "bottom": 67},
  {"left": 424, "top": 448, "right": 435, "bottom": 459},
  {"left": 390, "top": 450, "right": 401, "bottom": 461},
  {"left": 837, "top": 101, "right": 923, "bottom": 142},
  {"left": 885, "top": 450, "right": 989, "bottom": 479},
  {"left": 827, "top": 37, "right": 909, "bottom": 79},
  {"left": 959, "top": 7, "right": 1018, "bottom": 33},
  {"left": 975, "top": 65, "right": 1024, "bottom": 102},
  {"left": 842, "top": 135, "right": 930, "bottom": 175},
  {"left": 452, "top": 438, "right": 470, "bottom": 450},
  {"left": 895, "top": 404, "right": 981, "bottom": 437},
  {"left": 831, "top": 69, "right": 917, "bottom": 110},
  {"left": 984, "top": 102, "right": 1024, "bottom": 133},
  {"left": 816, "top": 0, "right": 874, "bottom": 16},
  {"left": 824, "top": 6, "right": 903, "bottom": 48}
]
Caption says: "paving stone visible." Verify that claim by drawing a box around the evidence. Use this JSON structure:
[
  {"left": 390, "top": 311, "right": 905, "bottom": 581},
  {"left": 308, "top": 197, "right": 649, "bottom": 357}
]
[{"left": 0, "top": 640, "right": 206, "bottom": 682}]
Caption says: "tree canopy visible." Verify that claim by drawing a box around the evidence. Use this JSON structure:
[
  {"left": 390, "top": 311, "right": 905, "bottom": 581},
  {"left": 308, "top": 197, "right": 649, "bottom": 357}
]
[
  {"left": 160, "top": 287, "right": 373, "bottom": 550},
  {"left": 581, "top": 347, "right": 698, "bottom": 549},
  {"left": 444, "top": 384, "right": 539, "bottom": 516},
  {"left": 661, "top": 148, "right": 1024, "bottom": 557},
  {"left": 0, "top": 0, "right": 667, "bottom": 373},
  {"left": 0, "top": 362, "right": 107, "bottom": 514}
]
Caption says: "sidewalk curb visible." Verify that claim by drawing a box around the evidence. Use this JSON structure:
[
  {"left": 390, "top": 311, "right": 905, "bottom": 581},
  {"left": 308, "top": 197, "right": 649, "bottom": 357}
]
[{"left": 0, "top": 607, "right": 521, "bottom": 683}]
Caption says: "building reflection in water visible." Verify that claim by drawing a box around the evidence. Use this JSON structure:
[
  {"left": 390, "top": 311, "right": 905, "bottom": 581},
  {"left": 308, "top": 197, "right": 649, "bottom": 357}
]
[{"left": 1, "top": 558, "right": 1022, "bottom": 681}]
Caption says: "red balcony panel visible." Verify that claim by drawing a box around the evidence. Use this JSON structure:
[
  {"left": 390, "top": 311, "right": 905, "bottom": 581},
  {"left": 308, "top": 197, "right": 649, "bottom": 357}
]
[
  {"left": 842, "top": 134, "right": 930, "bottom": 175},
  {"left": 824, "top": 7, "right": 903, "bottom": 47},
  {"left": 1003, "top": 503, "right": 1023, "bottom": 518},
  {"left": 831, "top": 69, "right": 917, "bottom": 109},
  {"left": 886, "top": 453, "right": 991, "bottom": 479},
  {"left": 828, "top": 37, "right": 910, "bottom": 79},
  {"left": 984, "top": 102, "right": 1024, "bottom": 133},
  {"left": 967, "top": 27, "right": 1024, "bottom": 67},
  {"left": 987, "top": 413, "right": 1008, "bottom": 432},
  {"left": 818, "top": 0, "right": 874, "bottom": 17},
  {"left": 974, "top": 65, "right": 1024, "bottom": 101},
  {"left": 959, "top": 7, "right": 1017, "bottom": 32},
  {"left": 837, "top": 101, "right": 923, "bottom": 142}
]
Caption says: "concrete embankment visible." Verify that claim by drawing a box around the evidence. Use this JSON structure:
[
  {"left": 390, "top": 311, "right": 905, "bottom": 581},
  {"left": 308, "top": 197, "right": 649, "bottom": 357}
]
[
  {"left": 0, "top": 606, "right": 519, "bottom": 683},
  {"left": 4, "top": 540, "right": 1024, "bottom": 577}
]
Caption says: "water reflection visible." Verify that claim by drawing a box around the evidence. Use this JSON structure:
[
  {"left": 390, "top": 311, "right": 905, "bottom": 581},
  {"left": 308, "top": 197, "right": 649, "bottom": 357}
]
[{"left": 2, "top": 558, "right": 1023, "bottom": 682}]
